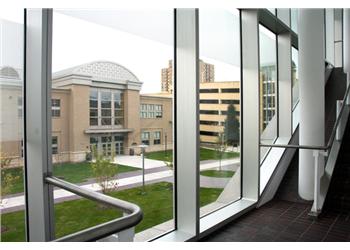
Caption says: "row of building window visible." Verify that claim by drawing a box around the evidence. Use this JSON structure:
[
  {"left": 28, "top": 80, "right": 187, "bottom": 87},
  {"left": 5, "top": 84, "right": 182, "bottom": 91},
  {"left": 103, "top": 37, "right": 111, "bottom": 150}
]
[
  {"left": 199, "top": 99, "right": 240, "bottom": 104},
  {"left": 140, "top": 104, "right": 163, "bottom": 118},
  {"left": 199, "top": 88, "right": 239, "bottom": 94},
  {"left": 141, "top": 131, "right": 161, "bottom": 145},
  {"left": 200, "top": 110, "right": 240, "bottom": 115}
]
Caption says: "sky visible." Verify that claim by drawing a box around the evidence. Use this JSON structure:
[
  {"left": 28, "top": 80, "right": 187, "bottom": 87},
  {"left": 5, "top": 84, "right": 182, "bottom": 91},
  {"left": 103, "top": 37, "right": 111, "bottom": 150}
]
[
  {"left": 1, "top": 9, "right": 276, "bottom": 93},
  {"left": 53, "top": 9, "right": 242, "bottom": 93}
]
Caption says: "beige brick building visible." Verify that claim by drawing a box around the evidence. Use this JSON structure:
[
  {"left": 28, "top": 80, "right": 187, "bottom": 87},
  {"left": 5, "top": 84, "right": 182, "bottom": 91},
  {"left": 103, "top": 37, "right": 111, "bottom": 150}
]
[{"left": 0, "top": 62, "right": 173, "bottom": 164}]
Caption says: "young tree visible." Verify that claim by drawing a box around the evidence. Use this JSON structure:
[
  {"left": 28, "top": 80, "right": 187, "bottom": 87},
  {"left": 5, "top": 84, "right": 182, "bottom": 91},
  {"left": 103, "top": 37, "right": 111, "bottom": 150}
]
[
  {"left": 90, "top": 146, "right": 118, "bottom": 195},
  {"left": 224, "top": 104, "right": 240, "bottom": 148},
  {"left": 215, "top": 133, "right": 227, "bottom": 171},
  {"left": 0, "top": 152, "right": 20, "bottom": 204}
]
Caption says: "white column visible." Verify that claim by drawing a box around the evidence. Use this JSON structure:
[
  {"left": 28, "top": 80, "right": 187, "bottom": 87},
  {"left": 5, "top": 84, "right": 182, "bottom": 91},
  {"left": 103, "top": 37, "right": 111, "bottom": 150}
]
[
  {"left": 298, "top": 9, "right": 325, "bottom": 200},
  {"left": 241, "top": 10, "right": 259, "bottom": 200},
  {"left": 344, "top": 9, "right": 350, "bottom": 74}
]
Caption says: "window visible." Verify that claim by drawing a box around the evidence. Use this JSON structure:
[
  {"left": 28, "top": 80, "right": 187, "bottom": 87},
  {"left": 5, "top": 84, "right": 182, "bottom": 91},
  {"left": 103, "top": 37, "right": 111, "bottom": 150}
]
[
  {"left": 200, "top": 110, "right": 219, "bottom": 115},
  {"left": 221, "top": 88, "right": 239, "bottom": 93},
  {"left": 89, "top": 89, "right": 98, "bottom": 126},
  {"left": 259, "top": 24, "right": 278, "bottom": 162},
  {"left": 292, "top": 47, "right": 299, "bottom": 108},
  {"left": 141, "top": 132, "right": 150, "bottom": 145},
  {"left": 291, "top": 9, "right": 299, "bottom": 34},
  {"left": 52, "top": 136, "right": 58, "bottom": 154},
  {"left": 154, "top": 131, "right": 161, "bottom": 145},
  {"left": 200, "top": 99, "right": 219, "bottom": 104},
  {"left": 101, "top": 91, "right": 112, "bottom": 125},
  {"left": 140, "top": 104, "right": 163, "bottom": 118},
  {"left": 199, "top": 88, "right": 218, "bottom": 93},
  {"left": 198, "top": 9, "right": 241, "bottom": 218},
  {"left": 221, "top": 99, "right": 240, "bottom": 104},
  {"left": 114, "top": 91, "right": 123, "bottom": 126},
  {"left": 18, "top": 96, "right": 23, "bottom": 117},
  {"left": 0, "top": 10, "right": 26, "bottom": 242},
  {"left": 52, "top": 99, "right": 61, "bottom": 117}
]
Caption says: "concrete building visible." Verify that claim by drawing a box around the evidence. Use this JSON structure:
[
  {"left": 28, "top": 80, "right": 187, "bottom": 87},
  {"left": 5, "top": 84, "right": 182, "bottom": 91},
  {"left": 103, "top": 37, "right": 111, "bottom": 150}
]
[
  {"left": 199, "top": 81, "right": 240, "bottom": 144},
  {"left": 0, "top": 61, "right": 173, "bottom": 163},
  {"left": 161, "top": 59, "right": 215, "bottom": 93}
]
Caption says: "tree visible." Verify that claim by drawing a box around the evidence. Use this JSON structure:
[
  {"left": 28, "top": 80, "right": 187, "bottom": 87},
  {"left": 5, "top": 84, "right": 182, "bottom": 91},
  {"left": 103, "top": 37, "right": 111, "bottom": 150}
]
[
  {"left": 0, "top": 151, "right": 20, "bottom": 204},
  {"left": 224, "top": 104, "right": 240, "bottom": 148},
  {"left": 90, "top": 146, "right": 118, "bottom": 194},
  {"left": 215, "top": 133, "right": 227, "bottom": 171}
]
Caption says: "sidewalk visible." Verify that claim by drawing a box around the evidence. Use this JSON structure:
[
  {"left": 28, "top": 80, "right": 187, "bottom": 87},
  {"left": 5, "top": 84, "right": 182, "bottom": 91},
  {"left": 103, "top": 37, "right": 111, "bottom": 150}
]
[{"left": 0, "top": 158, "right": 240, "bottom": 213}]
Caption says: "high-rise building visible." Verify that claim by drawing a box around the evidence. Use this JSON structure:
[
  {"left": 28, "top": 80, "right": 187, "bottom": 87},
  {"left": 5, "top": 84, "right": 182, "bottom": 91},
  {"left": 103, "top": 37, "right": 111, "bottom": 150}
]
[{"left": 161, "top": 59, "right": 215, "bottom": 93}]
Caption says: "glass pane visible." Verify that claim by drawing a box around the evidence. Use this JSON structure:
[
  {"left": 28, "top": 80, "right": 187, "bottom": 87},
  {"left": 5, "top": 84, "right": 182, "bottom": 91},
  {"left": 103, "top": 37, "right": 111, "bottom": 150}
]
[
  {"left": 198, "top": 9, "right": 241, "bottom": 218},
  {"left": 259, "top": 24, "right": 278, "bottom": 162},
  {"left": 51, "top": 9, "right": 174, "bottom": 241},
  {"left": 291, "top": 9, "right": 298, "bottom": 34},
  {"left": 292, "top": 47, "right": 299, "bottom": 108},
  {"left": 0, "top": 9, "right": 25, "bottom": 242}
]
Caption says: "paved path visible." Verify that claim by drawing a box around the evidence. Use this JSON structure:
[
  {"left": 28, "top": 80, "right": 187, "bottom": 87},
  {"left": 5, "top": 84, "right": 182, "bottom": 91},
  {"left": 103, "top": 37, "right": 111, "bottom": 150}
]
[{"left": 0, "top": 158, "right": 240, "bottom": 213}]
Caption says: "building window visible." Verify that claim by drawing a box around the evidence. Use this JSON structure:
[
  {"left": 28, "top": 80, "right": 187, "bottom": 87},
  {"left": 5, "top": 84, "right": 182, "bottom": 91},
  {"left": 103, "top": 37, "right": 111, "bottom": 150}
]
[
  {"left": 199, "top": 131, "right": 219, "bottom": 137},
  {"left": 199, "top": 99, "right": 219, "bottom": 104},
  {"left": 101, "top": 91, "right": 112, "bottom": 126},
  {"left": 221, "top": 88, "right": 239, "bottom": 93},
  {"left": 114, "top": 91, "right": 124, "bottom": 126},
  {"left": 140, "top": 104, "right": 163, "bottom": 119},
  {"left": 52, "top": 99, "right": 61, "bottom": 117},
  {"left": 141, "top": 132, "right": 150, "bottom": 145},
  {"left": 200, "top": 110, "right": 219, "bottom": 115},
  {"left": 154, "top": 131, "right": 161, "bottom": 145},
  {"left": 52, "top": 136, "right": 58, "bottom": 154},
  {"left": 200, "top": 120, "right": 219, "bottom": 126},
  {"left": 17, "top": 97, "right": 23, "bottom": 118},
  {"left": 199, "top": 88, "right": 218, "bottom": 93},
  {"left": 89, "top": 89, "right": 98, "bottom": 126},
  {"left": 221, "top": 99, "right": 240, "bottom": 104}
]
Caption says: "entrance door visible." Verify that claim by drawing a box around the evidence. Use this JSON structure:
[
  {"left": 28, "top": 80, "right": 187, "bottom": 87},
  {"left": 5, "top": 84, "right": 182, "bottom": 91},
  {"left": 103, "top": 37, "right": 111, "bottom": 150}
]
[
  {"left": 115, "top": 141, "right": 124, "bottom": 155},
  {"left": 101, "top": 136, "right": 112, "bottom": 157}
]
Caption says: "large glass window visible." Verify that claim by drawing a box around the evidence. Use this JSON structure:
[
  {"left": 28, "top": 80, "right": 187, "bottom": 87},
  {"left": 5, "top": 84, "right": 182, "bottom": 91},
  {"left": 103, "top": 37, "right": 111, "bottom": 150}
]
[
  {"left": 50, "top": 9, "right": 174, "bottom": 241},
  {"left": 51, "top": 99, "right": 61, "bottom": 117},
  {"left": 198, "top": 9, "right": 241, "bottom": 217},
  {"left": 291, "top": 9, "right": 298, "bottom": 34},
  {"left": 259, "top": 24, "right": 278, "bottom": 162},
  {"left": 292, "top": 47, "right": 299, "bottom": 108},
  {"left": 0, "top": 10, "right": 25, "bottom": 242}
]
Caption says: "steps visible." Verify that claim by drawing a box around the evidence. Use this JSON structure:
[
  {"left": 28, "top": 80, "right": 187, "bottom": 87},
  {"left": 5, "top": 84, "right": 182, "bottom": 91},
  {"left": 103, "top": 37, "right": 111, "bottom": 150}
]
[{"left": 324, "top": 116, "right": 350, "bottom": 212}]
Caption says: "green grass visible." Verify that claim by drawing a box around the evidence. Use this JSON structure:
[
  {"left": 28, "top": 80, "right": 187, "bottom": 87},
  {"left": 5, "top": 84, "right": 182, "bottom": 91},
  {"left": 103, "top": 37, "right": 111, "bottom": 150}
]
[
  {"left": 1, "top": 162, "right": 139, "bottom": 196},
  {"left": 0, "top": 182, "right": 222, "bottom": 242},
  {"left": 145, "top": 148, "right": 239, "bottom": 162},
  {"left": 200, "top": 170, "right": 235, "bottom": 178}
]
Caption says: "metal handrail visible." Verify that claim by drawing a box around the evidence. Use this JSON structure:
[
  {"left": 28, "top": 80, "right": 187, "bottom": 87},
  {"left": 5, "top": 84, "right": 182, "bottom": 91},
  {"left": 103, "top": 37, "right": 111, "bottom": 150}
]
[
  {"left": 45, "top": 176, "right": 143, "bottom": 242},
  {"left": 260, "top": 79, "right": 350, "bottom": 152}
]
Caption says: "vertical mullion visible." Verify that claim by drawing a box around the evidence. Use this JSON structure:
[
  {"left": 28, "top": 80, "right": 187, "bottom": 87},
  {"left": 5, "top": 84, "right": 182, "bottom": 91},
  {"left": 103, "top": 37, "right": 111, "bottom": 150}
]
[
  {"left": 174, "top": 8, "right": 199, "bottom": 237},
  {"left": 25, "top": 8, "right": 54, "bottom": 241}
]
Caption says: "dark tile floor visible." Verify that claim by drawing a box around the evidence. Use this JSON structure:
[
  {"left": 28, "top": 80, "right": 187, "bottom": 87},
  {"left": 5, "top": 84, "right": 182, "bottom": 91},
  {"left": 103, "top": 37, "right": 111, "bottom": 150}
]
[{"left": 202, "top": 200, "right": 350, "bottom": 242}]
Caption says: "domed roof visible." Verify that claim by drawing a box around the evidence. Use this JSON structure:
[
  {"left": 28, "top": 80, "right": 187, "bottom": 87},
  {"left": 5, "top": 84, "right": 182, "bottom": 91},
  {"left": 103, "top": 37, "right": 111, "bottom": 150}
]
[
  {"left": 53, "top": 61, "right": 140, "bottom": 83},
  {"left": 0, "top": 66, "right": 20, "bottom": 80}
]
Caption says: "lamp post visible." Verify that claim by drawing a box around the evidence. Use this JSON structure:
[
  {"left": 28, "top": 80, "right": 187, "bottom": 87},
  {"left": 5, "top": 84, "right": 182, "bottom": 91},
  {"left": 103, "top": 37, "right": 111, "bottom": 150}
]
[{"left": 138, "top": 144, "right": 148, "bottom": 194}]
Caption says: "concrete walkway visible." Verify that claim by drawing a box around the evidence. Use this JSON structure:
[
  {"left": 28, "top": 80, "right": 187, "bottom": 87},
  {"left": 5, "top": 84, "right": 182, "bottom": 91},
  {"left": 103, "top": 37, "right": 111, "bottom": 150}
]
[{"left": 0, "top": 158, "right": 240, "bottom": 213}]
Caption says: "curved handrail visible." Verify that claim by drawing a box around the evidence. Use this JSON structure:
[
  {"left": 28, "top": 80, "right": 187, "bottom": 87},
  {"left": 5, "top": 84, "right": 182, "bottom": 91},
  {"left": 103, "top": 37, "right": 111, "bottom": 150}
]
[{"left": 45, "top": 176, "right": 143, "bottom": 242}]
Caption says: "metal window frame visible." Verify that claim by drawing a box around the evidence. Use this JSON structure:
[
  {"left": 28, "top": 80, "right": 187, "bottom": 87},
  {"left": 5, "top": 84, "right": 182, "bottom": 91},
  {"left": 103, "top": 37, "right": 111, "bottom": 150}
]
[{"left": 24, "top": 8, "right": 55, "bottom": 241}]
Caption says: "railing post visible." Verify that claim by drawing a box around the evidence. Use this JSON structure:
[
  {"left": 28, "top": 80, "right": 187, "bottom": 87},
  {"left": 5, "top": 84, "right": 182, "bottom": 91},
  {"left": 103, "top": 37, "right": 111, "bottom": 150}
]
[
  {"left": 310, "top": 150, "right": 321, "bottom": 216},
  {"left": 336, "top": 100, "right": 342, "bottom": 140},
  {"left": 347, "top": 73, "right": 350, "bottom": 106}
]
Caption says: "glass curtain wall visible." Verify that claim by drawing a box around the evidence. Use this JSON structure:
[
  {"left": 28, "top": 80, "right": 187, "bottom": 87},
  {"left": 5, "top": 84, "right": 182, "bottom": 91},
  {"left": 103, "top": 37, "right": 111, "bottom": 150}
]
[
  {"left": 0, "top": 10, "right": 26, "bottom": 242},
  {"left": 259, "top": 24, "right": 278, "bottom": 162},
  {"left": 198, "top": 9, "right": 241, "bottom": 217},
  {"left": 46, "top": 9, "right": 174, "bottom": 241}
]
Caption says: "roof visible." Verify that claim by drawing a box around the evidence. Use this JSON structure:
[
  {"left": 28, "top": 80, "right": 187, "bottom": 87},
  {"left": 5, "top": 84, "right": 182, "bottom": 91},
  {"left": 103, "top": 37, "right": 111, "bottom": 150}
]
[
  {"left": 0, "top": 66, "right": 21, "bottom": 80},
  {"left": 53, "top": 61, "right": 140, "bottom": 84}
]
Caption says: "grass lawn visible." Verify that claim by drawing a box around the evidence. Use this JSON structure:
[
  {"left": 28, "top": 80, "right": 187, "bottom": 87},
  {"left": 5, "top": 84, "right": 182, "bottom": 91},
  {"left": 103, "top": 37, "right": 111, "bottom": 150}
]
[
  {"left": 145, "top": 148, "right": 239, "bottom": 162},
  {"left": 200, "top": 170, "right": 235, "bottom": 178},
  {"left": 1, "top": 162, "right": 139, "bottom": 196},
  {"left": 0, "top": 182, "right": 223, "bottom": 242}
]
